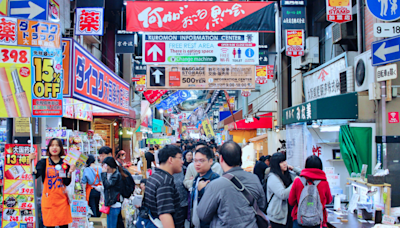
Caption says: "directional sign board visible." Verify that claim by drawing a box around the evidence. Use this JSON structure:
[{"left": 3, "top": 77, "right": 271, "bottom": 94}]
[
  {"left": 9, "top": 0, "right": 48, "bottom": 20},
  {"left": 372, "top": 35, "right": 400, "bottom": 66},
  {"left": 367, "top": 0, "right": 400, "bottom": 21}
]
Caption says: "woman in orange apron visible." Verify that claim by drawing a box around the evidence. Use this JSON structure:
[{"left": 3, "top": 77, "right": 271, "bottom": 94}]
[
  {"left": 29, "top": 138, "right": 75, "bottom": 228},
  {"left": 82, "top": 154, "right": 102, "bottom": 217}
]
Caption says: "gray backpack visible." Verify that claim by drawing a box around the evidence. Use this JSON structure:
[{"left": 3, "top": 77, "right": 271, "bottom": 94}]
[{"left": 297, "top": 177, "right": 323, "bottom": 226}]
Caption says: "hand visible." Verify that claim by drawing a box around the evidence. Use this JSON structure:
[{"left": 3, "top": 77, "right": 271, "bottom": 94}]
[
  {"left": 28, "top": 153, "right": 36, "bottom": 162},
  {"left": 69, "top": 164, "right": 76, "bottom": 173},
  {"left": 135, "top": 205, "right": 140, "bottom": 209},
  {"left": 198, "top": 180, "right": 210, "bottom": 191},
  {"left": 288, "top": 165, "right": 294, "bottom": 171},
  {"left": 102, "top": 164, "right": 108, "bottom": 172}
]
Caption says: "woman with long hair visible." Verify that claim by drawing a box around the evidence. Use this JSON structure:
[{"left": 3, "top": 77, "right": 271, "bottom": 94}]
[
  {"left": 267, "top": 153, "right": 300, "bottom": 228},
  {"left": 29, "top": 138, "right": 75, "bottom": 228},
  {"left": 82, "top": 154, "right": 102, "bottom": 217},
  {"left": 115, "top": 150, "right": 127, "bottom": 167},
  {"left": 101, "top": 156, "right": 127, "bottom": 228},
  {"left": 289, "top": 156, "right": 332, "bottom": 228}
]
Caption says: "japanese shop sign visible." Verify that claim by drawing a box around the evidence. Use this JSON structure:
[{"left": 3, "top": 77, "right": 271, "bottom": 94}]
[
  {"left": 376, "top": 63, "right": 397, "bottom": 82},
  {"left": 0, "top": 17, "right": 18, "bottom": 46},
  {"left": 73, "top": 43, "right": 129, "bottom": 115},
  {"left": 31, "top": 47, "right": 63, "bottom": 117},
  {"left": 74, "top": 101, "right": 93, "bottom": 121},
  {"left": 142, "top": 32, "right": 259, "bottom": 65},
  {"left": 282, "top": 6, "right": 306, "bottom": 30},
  {"left": 2, "top": 144, "right": 37, "bottom": 228},
  {"left": 63, "top": 98, "right": 74, "bottom": 118},
  {"left": 126, "top": 2, "right": 275, "bottom": 32},
  {"left": 283, "top": 101, "right": 317, "bottom": 125},
  {"left": 258, "top": 48, "right": 269, "bottom": 65},
  {"left": 135, "top": 75, "right": 146, "bottom": 92},
  {"left": 286, "top": 30, "right": 304, "bottom": 57},
  {"left": 62, "top": 38, "right": 72, "bottom": 96},
  {"left": 146, "top": 65, "right": 255, "bottom": 90},
  {"left": 256, "top": 65, "right": 273, "bottom": 84},
  {"left": 388, "top": 112, "right": 399, "bottom": 123},
  {"left": 133, "top": 58, "right": 146, "bottom": 75},
  {"left": 282, "top": 0, "right": 306, "bottom": 6},
  {"left": 17, "top": 19, "right": 61, "bottom": 48},
  {"left": 75, "top": 7, "right": 104, "bottom": 36},
  {"left": 303, "top": 57, "right": 346, "bottom": 102},
  {"left": 146, "top": 138, "right": 171, "bottom": 145},
  {"left": 143, "top": 90, "right": 168, "bottom": 104},
  {"left": 202, "top": 118, "right": 215, "bottom": 138},
  {"left": 241, "top": 89, "right": 251, "bottom": 97},
  {"left": 326, "top": 0, "right": 352, "bottom": 24},
  {"left": 156, "top": 90, "right": 191, "bottom": 110},
  {"left": 116, "top": 31, "right": 135, "bottom": 54}
]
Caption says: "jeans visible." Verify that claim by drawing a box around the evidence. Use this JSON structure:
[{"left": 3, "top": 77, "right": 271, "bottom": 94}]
[
  {"left": 89, "top": 189, "right": 101, "bottom": 217},
  {"left": 292, "top": 220, "right": 320, "bottom": 228},
  {"left": 136, "top": 216, "right": 158, "bottom": 228},
  {"left": 107, "top": 207, "right": 121, "bottom": 228}
]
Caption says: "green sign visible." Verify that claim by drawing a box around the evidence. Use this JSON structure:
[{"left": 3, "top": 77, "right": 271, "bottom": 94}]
[
  {"left": 146, "top": 138, "right": 171, "bottom": 145},
  {"left": 282, "top": 92, "right": 358, "bottom": 125}
]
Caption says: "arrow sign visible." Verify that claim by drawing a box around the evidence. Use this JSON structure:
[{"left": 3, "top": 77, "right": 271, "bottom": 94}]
[
  {"left": 9, "top": 0, "right": 48, "bottom": 20},
  {"left": 152, "top": 70, "right": 163, "bottom": 83},
  {"left": 372, "top": 35, "right": 400, "bottom": 66},
  {"left": 148, "top": 44, "right": 163, "bottom": 61},
  {"left": 145, "top": 42, "right": 165, "bottom": 63}
]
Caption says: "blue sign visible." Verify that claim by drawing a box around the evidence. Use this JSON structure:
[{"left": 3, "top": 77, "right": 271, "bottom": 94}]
[
  {"left": 9, "top": 0, "right": 48, "bottom": 20},
  {"left": 372, "top": 35, "right": 400, "bottom": 66},
  {"left": 367, "top": 0, "right": 400, "bottom": 21},
  {"left": 245, "top": 48, "right": 255, "bottom": 58},
  {"left": 156, "top": 90, "right": 191, "bottom": 110}
]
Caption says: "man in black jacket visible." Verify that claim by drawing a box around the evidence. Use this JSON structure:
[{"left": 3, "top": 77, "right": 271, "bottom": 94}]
[{"left": 253, "top": 155, "right": 271, "bottom": 183}]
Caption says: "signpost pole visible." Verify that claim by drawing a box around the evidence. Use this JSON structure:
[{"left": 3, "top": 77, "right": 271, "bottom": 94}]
[
  {"left": 276, "top": 2, "right": 283, "bottom": 130},
  {"left": 381, "top": 81, "right": 387, "bottom": 169}
]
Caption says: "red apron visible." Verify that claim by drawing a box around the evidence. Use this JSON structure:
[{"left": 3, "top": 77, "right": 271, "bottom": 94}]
[
  {"left": 85, "top": 167, "right": 101, "bottom": 202},
  {"left": 41, "top": 158, "right": 72, "bottom": 227}
]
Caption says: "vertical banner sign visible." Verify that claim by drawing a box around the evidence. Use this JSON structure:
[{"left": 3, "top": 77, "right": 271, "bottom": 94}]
[
  {"left": 286, "top": 30, "right": 304, "bottom": 57},
  {"left": 156, "top": 90, "right": 191, "bottom": 110},
  {"left": 115, "top": 31, "right": 135, "bottom": 54},
  {"left": 31, "top": 47, "right": 63, "bottom": 117},
  {"left": 256, "top": 66, "right": 267, "bottom": 84},
  {"left": 282, "top": 7, "right": 306, "bottom": 30},
  {"left": 202, "top": 118, "right": 215, "bottom": 138},
  {"left": 48, "top": 0, "right": 61, "bottom": 22},
  {"left": 62, "top": 38, "right": 72, "bottom": 96},
  {"left": 143, "top": 90, "right": 168, "bottom": 104},
  {"left": 75, "top": 8, "right": 104, "bottom": 36},
  {"left": 326, "top": 0, "right": 352, "bottom": 23},
  {"left": 0, "top": 17, "right": 18, "bottom": 46},
  {"left": 135, "top": 75, "right": 146, "bottom": 92},
  {"left": 2, "top": 144, "right": 37, "bottom": 228}
]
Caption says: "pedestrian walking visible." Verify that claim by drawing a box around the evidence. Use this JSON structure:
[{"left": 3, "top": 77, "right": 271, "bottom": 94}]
[{"left": 82, "top": 154, "right": 102, "bottom": 217}]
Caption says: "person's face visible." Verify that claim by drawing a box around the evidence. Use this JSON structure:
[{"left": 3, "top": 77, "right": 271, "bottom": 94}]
[
  {"left": 280, "top": 160, "right": 288, "bottom": 172},
  {"left": 49, "top": 140, "right": 61, "bottom": 156},
  {"left": 194, "top": 152, "right": 212, "bottom": 174},
  {"left": 171, "top": 153, "right": 184, "bottom": 174},
  {"left": 140, "top": 183, "right": 145, "bottom": 191},
  {"left": 185, "top": 152, "right": 193, "bottom": 162},
  {"left": 265, "top": 159, "right": 270, "bottom": 166},
  {"left": 121, "top": 154, "right": 126, "bottom": 160},
  {"left": 99, "top": 153, "right": 111, "bottom": 163}
]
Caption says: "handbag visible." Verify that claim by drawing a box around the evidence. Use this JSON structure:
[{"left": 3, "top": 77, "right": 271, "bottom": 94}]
[
  {"left": 100, "top": 205, "right": 110, "bottom": 214},
  {"left": 223, "top": 173, "right": 269, "bottom": 228}
]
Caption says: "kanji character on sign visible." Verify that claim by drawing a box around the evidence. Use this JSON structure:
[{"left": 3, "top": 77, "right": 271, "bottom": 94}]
[
  {"left": 79, "top": 10, "right": 101, "bottom": 32},
  {"left": 0, "top": 18, "right": 16, "bottom": 43}
]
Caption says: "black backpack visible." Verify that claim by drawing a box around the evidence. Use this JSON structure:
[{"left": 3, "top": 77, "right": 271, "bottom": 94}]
[{"left": 120, "top": 167, "right": 135, "bottom": 198}]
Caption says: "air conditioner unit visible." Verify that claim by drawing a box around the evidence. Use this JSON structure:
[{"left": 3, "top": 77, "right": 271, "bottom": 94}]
[
  {"left": 301, "top": 37, "right": 319, "bottom": 65},
  {"left": 339, "top": 66, "right": 354, "bottom": 94},
  {"left": 354, "top": 50, "right": 374, "bottom": 92},
  {"left": 65, "top": 28, "right": 74, "bottom": 38},
  {"left": 332, "top": 20, "right": 357, "bottom": 44}
]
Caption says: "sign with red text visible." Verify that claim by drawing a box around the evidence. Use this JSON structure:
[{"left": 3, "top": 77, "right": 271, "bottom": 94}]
[
  {"left": 2, "top": 144, "right": 37, "bottom": 228},
  {"left": 62, "top": 38, "right": 73, "bottom": 96},
  {"left": 388, "top": 112, "right": 399, "bottom": 123},
  {"left": 75, "top": 8, "right": 104, "bottom": 36},
  {"left": 144, "top": 90, "right": 168, "bottom": 104},
  {"left": 142, "top": 32, "right": 258, "bottom": 65},
  {"left": 135, "top": 75, "right": 146, "bottom": 92},
  {"left": 326, "top": 0, "right": 352, "bottom": 24},
  {"left": 256, "top": 66, "right": 274, "bottom": 84},
  {"left": 126, "top": 2, "right": 275, "bottom": 32},
  {"left": 0, "top": 17, "right": 17, "bottom": 46},
  {"left": 73, "top": 42, "right": 129, "bottom": 115},
  {"left": 286, "top": 30, "right": 304, "bottom": 57},
  {"left": 241, "top": 89, "right": 251, "bottom": 97}
]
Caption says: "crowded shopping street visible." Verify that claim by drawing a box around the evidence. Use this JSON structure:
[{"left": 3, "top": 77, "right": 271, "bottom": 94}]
[{"left": 0, "top": 0, "right": 398, "bottom": 228}]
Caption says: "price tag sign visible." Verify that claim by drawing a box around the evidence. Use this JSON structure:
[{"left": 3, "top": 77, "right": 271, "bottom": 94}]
[
  {"left": 374, "top": 23, "right": 400, "bottom": 37},
  {"left": 19, "top": 188, "right": 34, "bottom": 195},
  {"left": 382, "top": 215, "right": 396, "bottom": 225},
  {"left": 19, "top": 202, "right": 34, "bottom": 209}
]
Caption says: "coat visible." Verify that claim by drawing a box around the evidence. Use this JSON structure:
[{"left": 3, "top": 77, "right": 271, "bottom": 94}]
[
  {"left": 101, "top": 170, "right": 122, "bottom": 206},
  {"left": 183, "top": 162, "right": 223, "bottom": 190}
]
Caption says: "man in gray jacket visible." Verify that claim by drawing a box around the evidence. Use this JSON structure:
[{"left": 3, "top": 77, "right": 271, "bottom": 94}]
[{"left": 196, "top": 141, "right": 266, "bottom": 228}]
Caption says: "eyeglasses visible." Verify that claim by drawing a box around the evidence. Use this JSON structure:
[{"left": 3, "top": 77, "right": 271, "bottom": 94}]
[{"left": 194, "top": 159, "right": 208, "bottom": 164}]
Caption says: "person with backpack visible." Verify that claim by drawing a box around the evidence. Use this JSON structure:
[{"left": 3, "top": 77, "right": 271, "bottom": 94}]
[
  {"left": 288, "top": 155, "right": 333, "bottom": 228},
  {"left": 267, "top": 153, "right": 300, "bottom": 228},
  {"left": 82, "top": 155, "right": 102, "bottom": 217}
]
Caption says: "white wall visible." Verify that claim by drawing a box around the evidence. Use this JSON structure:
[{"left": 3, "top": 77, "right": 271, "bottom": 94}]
[{"left": 59, "top": 0, "right": 71, "bottom": 34}]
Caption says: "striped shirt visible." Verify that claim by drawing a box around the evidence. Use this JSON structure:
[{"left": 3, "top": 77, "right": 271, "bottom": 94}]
[{"left": 143, "top": 168, "right": 185, "bottom": 228}]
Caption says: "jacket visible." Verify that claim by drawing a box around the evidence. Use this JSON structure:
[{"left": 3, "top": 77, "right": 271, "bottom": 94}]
[
  {"left": 173, "top": 170, "right": 189, "bottom": 207},
  {"left": 184, "top": 162, "right": 223, "bottom": 190},
  {"left": 197, "top": 167, "right": 266, "bottom": 228},
  {"left": 288, "top": 168, "right": 333, "bottom": 227},
  {"left": 253, "top": 161, "right": 268, "bottom": 182},
  {"left": 266, "top": 168, "right": 300, "bottom": 225},
  {"left": 101, "top": 170, "right": 122, "bottom": 206},
  {"left": 191, "top": 168, "right": 220, "bottom": 228}
]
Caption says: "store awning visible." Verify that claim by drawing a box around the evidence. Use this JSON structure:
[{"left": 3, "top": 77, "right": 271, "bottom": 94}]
[
  {"left": 282, "top": 92, "right": 358, "bottom": 125},
  {"left": 249, "top": 133, "right": 268, "bottom": 142},
  {"left": 227, "top": 113, "right": 273, "bottom": 130}
]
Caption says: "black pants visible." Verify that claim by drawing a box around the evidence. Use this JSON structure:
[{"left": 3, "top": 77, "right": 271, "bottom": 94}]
[
  {"left": 89, "top": 189, "right": 101, "bottom": 217},
  {"left": 117, "top": 210, "right": 124, "bottom": 228},
  {"left": 270, "top": 205, "right": 293, "bottom": 228},
  {"left": 47, "top": 225, "right": 68, "bottom": 228}
]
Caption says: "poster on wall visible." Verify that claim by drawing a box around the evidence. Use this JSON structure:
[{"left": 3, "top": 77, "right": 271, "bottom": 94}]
[
  {"left": 49, "top": 0, "right": 61, "bottom": 22},
  {"left": 2, "top": 144, "right": 37, "bottom": 228},
  {"left": 286, "top": 30, "right": 304, "bottom": 57},
  {"left": 62, "top": 38, "right": 72, "bottom": 96},
  {"left": 256, "top": 66, "right": 274, "bottom": 84},
  {"left": 326, "top": 0, "right": 352, "bottom": 24},
  {"left": 135, "top": 75, "right": 146, "bottom": 92}
]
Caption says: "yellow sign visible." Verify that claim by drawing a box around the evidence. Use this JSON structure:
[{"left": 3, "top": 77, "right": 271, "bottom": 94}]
[
  {"left": 0, "top": 0, "right": 7, "bottom": 16},
  {"left": 202, "top": 118, "right": 215, "bottom": 138},
  {"left": 15, "top": 118, "right": 30, "bottom": 133}
]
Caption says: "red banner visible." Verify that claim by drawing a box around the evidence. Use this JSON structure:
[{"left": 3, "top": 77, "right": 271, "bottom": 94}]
[
  {"left": 126, "top": 1, "right": 275, "bottom": 32},
  {"left": 143, "top": 90, "right": 168, "bottom": 104}
]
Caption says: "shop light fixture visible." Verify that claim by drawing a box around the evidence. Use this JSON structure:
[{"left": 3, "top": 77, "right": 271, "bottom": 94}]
[
  {"left": 119, "top": 131, "right": 123, "bottom": 135},
  {"left": 320, "top": 125, "right": 340, "bottom": 132},
  {"left": 159, "top": 109, "right": 164, "bottom": 113},
  {"left": 275, "top": 126, "right": 280, "bottom": 133},
  {"left": 113, "top": 122, "right": 118, "bottom": 126}
]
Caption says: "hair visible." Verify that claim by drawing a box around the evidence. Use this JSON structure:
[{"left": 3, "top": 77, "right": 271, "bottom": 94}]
[
  {"left": 102, "top": 156, "right": 128, "bottom": 179},
  {"left": 158, "top": 145, "right": 182, "bottom": 164},
  {"left": 259, "top": 156, "right": 266, "bottom": 162},
  {"left": 195, "top": 147, "right": 214, "bottom": 160},
  {"left": 220, "top": 141, "right": 242, "bottom": 167},
  {"left": 116, "top": 150, "right": 126, "bottom": 159},
  {"left": 154, "top": 145, "right": 160, "bottom": 149},
  {"left": 210, "top": 139, "right": 215, "bottom": 144},
  {"left": 149, "top": 147, "right": 154, "bottom": 151},
  {"left": 46, "top": 138, "right": 65, "bottom": 157},
  {"left": 195, "top": 141, "right": 208, "bottom": 149},
  {"left": 86, "top": 154, "right": 95, "bottom": 167},
  {"left": 270, "top": 152, "right": 292, "bottom": 188},
  {"left": 98, "top": 146, "right": 112, "bottom": 155},
  {"left": 305, "top": 155, "right": 323, "bottom": 170},
  {"left": 265, "top": 155, "right": 272, "bottom": 161}
]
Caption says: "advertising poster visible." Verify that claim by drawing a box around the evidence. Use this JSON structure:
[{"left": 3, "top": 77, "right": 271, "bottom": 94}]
[
  {"left": 326, "top": 0, "right": 352, "bottom": 24},
  {"left": 146, "top": 138, "right": 171, "bottom": 145},
  {"left": 62, "top": 38, "right": 72, "bottom": 96},
  {"left": 75, "top": 8, "right": 104, "bottom": 36},
  {"left": 0, "top": 46, "right": 32, "bottom": 117},
  {"left": 202, "top": 118, "right": 215, "bottom": 138},
  {"left": 146, "top": 65, "right": 255, "bottom": 90},
  {"left": 241, "top": 89, "right": 251, "bottom": 97},
  {"left": 286, "top": 30, "right": 304, "bottom": 57},
  {"left": 135, "top": 75, "right": 146, "bottom": 92},
  {"left": 2, "top": 144, "right": 37, "bottom": 228},
  {"left": 17, "top": 19, "right": 61, "bottom": 49},
  {"left": 63, "top": 98, "right": 74, "bottom": 118},
  {"left": 143, "top": 90, "right": 168, "bottom": 104},
  {"left": 155, "top": 90, "right": 191, "bottom": 110},
  {"left": 31, "top": 47, "right": 63, "bottom": 117},
  {"left": 256, "top": 66, "right": 267, "bottom": 84},
  {"left": 127, "top": 2, "right": 275, "bottom": 32},
  {"left": 142, "top": 32, "right": 259, "bottom": 65},
  {"left": 0, "top": 0, "right": 7, "bottom": 16},
  {"left": 49, "top": 0, "right": 61, "bottom": 22},
  {"left": 75, "top": 102, "right": 93, "bottom": 121}
]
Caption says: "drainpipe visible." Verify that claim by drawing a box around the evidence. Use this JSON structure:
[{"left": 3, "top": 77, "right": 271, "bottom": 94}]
[
  {"left": 242, "top": 96, "right": 248, "bottom": 119},
  {"left": 381, "top": 82, "right": 387, "bottom": 169},
  {"left": 357, "top": 0, "right": 362, "bottom": 54},
  {"left": 275, "top": 2, "right": 282, "bottom": 130}
]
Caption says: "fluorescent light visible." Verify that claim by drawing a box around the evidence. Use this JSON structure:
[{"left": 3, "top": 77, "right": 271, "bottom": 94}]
[{"left": 320, "top": 125, "right": 340, "bottom": 132}]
